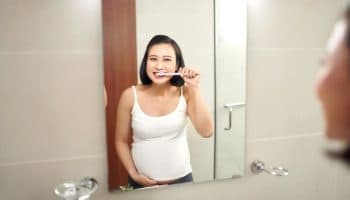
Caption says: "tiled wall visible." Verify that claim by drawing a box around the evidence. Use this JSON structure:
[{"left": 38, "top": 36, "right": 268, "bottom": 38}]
[
  {"left": 0, "top": 0, "right": 108, "bottom": 199},
  {"left": 0, "top": 0, "right": 349, "bottom": 200},
  {"left": 244, "top": 1, "right": 349, "bottom": 200}
]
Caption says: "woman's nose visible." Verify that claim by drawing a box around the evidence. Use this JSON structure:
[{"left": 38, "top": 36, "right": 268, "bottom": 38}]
[{"left": 155, "top": 62, "right": 165, "bottom": 70}]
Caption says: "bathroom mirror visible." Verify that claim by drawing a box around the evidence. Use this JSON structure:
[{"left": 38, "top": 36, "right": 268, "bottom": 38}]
[{"left": 104, "top": 0, "right": 246, "bottom": 191}]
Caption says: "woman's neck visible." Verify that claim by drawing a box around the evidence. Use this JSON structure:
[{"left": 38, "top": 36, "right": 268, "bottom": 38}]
[{"left": 148, "top": 83, "right": 174, "bottom": 96}]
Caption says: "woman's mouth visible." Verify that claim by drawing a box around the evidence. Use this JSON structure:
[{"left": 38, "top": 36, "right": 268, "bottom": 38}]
[{"left": 154, "top": 71, "right": 167, "bottom": 77}]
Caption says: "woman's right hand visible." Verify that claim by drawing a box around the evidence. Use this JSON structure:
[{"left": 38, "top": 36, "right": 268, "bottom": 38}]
[{"left": 131, "top": 173, "right": 157, "bottom": 187}]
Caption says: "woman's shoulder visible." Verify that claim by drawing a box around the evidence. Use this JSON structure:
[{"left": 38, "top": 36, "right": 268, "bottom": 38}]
[
  {"left": 134, "top": 84, "right": 149, "bottom": 92},
  {"left": 121, "top": 84, "right": 144, "bottom": 95},
  {"left": 120, "top": 84, "right": 148, "bottom": 101},
  {"left": 119, "top": 86, "right": 138, "bottom": 108}
]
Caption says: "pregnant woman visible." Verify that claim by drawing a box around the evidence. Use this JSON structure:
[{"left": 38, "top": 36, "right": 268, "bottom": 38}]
[{"left": 115, "top": 35, "right": 213, "bottom": 189}]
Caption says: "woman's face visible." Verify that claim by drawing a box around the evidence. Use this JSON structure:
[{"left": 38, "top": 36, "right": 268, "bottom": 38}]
[
  {"left": 316, "top": 20, "right": 350, "bottom": 141},
  {"left": 146, "top": 43, "right": 177, "bottom": 85}
]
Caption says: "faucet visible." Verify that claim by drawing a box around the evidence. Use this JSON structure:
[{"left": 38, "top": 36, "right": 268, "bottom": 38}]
[{"left": 54, "top": 177, "right": 98, "bottom": 200}]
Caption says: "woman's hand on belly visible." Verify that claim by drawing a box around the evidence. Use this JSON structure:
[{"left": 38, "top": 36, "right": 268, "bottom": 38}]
[
  {"left": 131, "top": 172, "right": 157, "bottom": 187},
  {"left": 155, "top": 179, "right": 176, "bottom": 185}
]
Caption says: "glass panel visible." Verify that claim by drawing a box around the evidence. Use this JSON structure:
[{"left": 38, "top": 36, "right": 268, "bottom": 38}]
[{"left": 214, "top": 0, "right": 247, "bottom": 179}]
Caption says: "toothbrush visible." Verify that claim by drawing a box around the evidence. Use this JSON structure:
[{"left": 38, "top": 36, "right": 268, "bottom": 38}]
[{"left": 156, "top": 72, "right": 182, "bottom": 76}]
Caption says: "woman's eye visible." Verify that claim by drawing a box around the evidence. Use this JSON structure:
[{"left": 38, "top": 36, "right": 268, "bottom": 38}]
[
  {"left": 149, "top": 57, "right": 157, "bottom": 61},
  {"left": 164, "top": 58, "right": 171, "bottom": 62}
]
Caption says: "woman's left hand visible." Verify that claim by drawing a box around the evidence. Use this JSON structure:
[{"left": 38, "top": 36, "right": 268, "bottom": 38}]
[{"left": 179, "top": 67, "right": 200, "bottom": 89}]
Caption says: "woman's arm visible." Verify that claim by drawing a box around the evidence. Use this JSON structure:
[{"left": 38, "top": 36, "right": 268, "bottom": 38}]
[
  {"left": 181, "top": 68, "right": 214, "bottom": 137},
  {"left": 115, "top": 88, "right": 157, "bottom": 186}
]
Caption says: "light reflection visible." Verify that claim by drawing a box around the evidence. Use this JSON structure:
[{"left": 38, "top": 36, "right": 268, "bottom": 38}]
[{"left": 217, "top": 0, "right": 247, "bottom": 46}]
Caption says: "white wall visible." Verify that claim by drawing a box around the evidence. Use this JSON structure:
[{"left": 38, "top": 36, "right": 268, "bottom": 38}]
[{"left": 1, "top": 0, "right": 349, "bottom": 200}]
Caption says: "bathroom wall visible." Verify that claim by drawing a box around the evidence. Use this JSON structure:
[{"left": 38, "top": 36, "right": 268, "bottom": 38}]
[
  {"left": 0, "top": 0, "right": 349, "bottom": 200},
  {"left": 0, "top": 0, "right": 107, "bottom": 199},
  {"left": 245, "top": 0, "right": 347, "bottom": 199}
]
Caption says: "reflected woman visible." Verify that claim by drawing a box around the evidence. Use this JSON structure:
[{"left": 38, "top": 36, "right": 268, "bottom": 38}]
[
  {"left": 115, "top": 35, "right": 214, "bottom": 188},
  {"left": 316, "top": 4, "right": 350, "bottom": 164}
]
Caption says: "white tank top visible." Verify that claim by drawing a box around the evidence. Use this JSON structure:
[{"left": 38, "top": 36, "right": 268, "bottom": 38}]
[{"left": 130, "top": 86, "right": 192, "bottom": 181}]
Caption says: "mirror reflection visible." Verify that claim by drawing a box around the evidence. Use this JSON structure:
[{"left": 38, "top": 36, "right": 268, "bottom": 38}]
[{"left": 106, "top": 0, "right": 247, "bottom": 191}]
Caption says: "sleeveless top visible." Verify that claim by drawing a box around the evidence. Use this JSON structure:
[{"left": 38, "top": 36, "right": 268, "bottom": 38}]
[{"left": 130, "top": 86, "right": 192, "bottom": 181}]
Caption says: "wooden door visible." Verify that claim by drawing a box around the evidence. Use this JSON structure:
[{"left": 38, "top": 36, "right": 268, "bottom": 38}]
[{"left": 102, "top": 0, "right": 137, "bottom": 191}]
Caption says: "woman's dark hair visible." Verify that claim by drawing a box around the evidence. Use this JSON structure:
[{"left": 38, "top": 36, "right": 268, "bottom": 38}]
[
  {"left": 327, "top": 146, "right": 350, "bottom": 166},
  {"left": 328, "top": 4, "right": 350, "bottom": 165},
  {"left": 345, "top": 3, "right": 350, "bottom": 48},
  {"left": 139, "top": 35, "right": 185, "bottom": 87}
]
